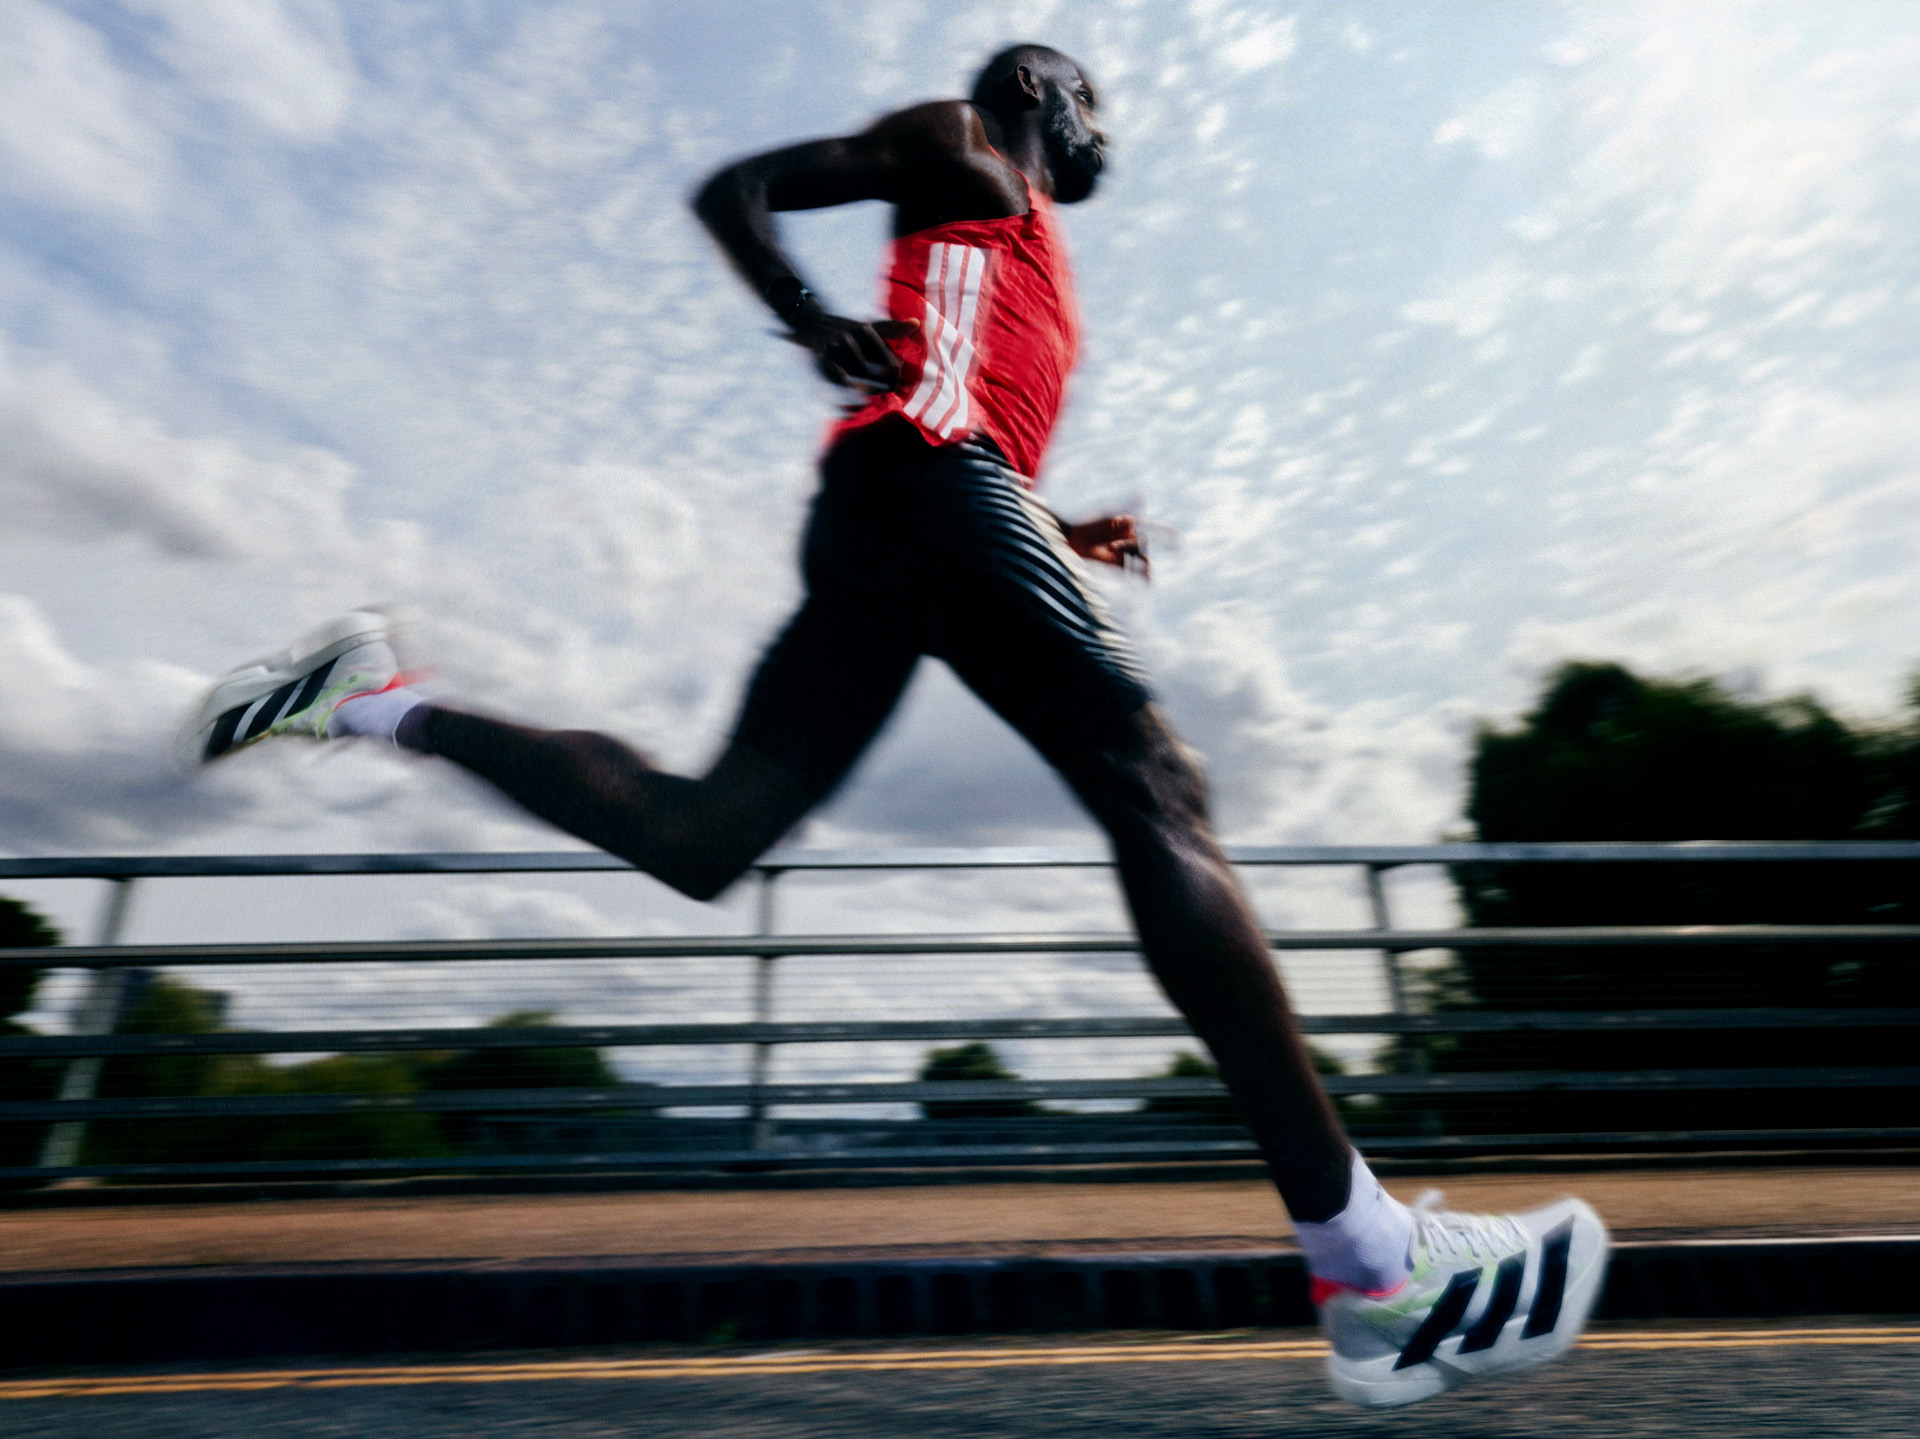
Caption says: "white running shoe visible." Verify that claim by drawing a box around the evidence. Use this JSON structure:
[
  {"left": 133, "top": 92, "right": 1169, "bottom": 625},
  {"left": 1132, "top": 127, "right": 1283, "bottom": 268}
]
[
  {"left": 1317, "top": 1191, "right": 1609, "bottom": 1409},
  {"left": 184, "top": 611, "right": 405, "bottom": 764}
]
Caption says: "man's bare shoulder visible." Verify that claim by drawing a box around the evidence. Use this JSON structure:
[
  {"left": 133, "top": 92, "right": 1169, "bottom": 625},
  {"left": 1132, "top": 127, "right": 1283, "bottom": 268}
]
[
  {"left": 866, "top": 99, "right": 995, "bottom": 164},
  {"left": 865, "top": 99, "right": 1026, "bottom": 224}
]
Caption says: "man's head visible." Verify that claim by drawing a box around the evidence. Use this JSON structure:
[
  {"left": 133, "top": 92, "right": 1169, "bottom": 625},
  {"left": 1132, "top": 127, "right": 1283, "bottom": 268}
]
[{"left": 970, "top": 44, "right": 1105, "bottom": 203}]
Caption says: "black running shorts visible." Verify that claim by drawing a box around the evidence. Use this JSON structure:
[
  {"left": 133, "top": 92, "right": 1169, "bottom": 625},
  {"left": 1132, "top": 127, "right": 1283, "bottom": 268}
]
[{"left": 731, "top": 418, "right": 1153, "bottom": 798}]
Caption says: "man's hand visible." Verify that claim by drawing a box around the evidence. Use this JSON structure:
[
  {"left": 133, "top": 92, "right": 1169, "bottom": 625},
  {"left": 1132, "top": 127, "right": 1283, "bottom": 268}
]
[
  {"left": 1066, "top": 514, "right": 1149, "bottom": 578},
  {"left": 787, "top": 314, "right": 921, "bottom": 393}
]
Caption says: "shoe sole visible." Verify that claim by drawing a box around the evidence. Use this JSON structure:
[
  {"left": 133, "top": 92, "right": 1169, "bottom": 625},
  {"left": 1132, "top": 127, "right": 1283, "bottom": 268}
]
[
  {"left": 182, "top": 612, "right": 392, "bottom": 765},
  {"left": 1328, "top": 1202, "right": 1611, "bottom": 1409}
]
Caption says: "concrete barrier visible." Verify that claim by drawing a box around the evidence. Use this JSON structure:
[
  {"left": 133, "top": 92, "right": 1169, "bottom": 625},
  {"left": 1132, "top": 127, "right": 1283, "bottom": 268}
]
[{"left": 3, "top": 1235, "right": 1915, "bottom": 1367}]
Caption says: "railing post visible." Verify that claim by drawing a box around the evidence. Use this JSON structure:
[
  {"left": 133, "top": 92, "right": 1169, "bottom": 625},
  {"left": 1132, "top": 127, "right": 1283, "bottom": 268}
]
[
  {"left": 747, "top": 867, "right": 782, "bottom": 1151},
  {"left": 37, "top": 877, "right": 139, "bottom": 1172},
  {"left": 1363, "top": 863, "right": 1439, "bottom": 1142},
  {"left": 1364, "top": 864, "right": 1408, "bottom": 1016}
]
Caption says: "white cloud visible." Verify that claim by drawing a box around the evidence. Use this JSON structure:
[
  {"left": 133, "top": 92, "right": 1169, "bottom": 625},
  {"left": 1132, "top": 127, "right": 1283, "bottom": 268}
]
[
  {"left": 1220, "top": 15, "right": 1296, "bottom": 76},
  {"left": 401, "top": 882, "right": 624, "bottom": 941},
  {"left": 0, "top": 343, "right": 359, "bottom": 561},
  {"left": 1506, "top": 376, "right": 1920, "bottom": 713},
  {"left": 5, "top": 0, "right": 1920, "bottom": 880},
  {"left": 1400, "top": 261, "right": 1527, "bottom": 338},
  {"left": 0, "top": 1, "right": 172, "bottom": 217},
  {"left": 1554, "top": 5, "right": 1915, "bottom": 297},
  {"left": 1149, "top": 604, "right": 1465, "bottom": 844},
  {"left": 0, "top": 595, "right": 213, "bottom": 848},
  {"left": 130, "top": 0, "right": 356, "bottom": 139},
  {"left": 1435, "top": 77, "right": 1545, "bottom": 160},
  {"left": 1560, "top": 343, "right": 1605, "bottom": 384}
]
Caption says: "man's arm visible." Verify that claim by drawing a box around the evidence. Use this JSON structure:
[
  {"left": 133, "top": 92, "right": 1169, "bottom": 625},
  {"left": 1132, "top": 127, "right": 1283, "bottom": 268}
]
[{"left": 692, "top": 103, "right": 1013, "bottom": 390}]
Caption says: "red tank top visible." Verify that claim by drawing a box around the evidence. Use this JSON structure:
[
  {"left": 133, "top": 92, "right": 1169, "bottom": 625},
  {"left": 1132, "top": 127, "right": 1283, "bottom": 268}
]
[{"left": 828, "top": 190, "right": 1079, "bottom": 485}]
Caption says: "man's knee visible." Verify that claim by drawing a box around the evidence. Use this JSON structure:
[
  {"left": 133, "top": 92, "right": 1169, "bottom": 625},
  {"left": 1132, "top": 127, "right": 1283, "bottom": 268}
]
[
  {"left": 560, "top": 729, "right": 652, "bottom": 785},
  {"left": 650, "top": 848, "right": 756, "bottom": 904},
  {"left": 1069, "top": 705, "right": 1213, "bottom": 838},
  {"left": 627, "top": 744, "right": 815, "bottom": 902}
]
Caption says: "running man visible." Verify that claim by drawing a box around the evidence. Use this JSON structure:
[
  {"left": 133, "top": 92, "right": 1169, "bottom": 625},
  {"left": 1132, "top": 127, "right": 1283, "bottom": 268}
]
[{"left": 188, "top": 45, "right": 1605, "bottom": 1407}]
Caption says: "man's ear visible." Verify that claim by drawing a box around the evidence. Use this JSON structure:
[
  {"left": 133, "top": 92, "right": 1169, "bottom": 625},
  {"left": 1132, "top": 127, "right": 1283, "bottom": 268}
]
[{"left": 1013, "top": 63, "right": 1044, "bottom": 108}]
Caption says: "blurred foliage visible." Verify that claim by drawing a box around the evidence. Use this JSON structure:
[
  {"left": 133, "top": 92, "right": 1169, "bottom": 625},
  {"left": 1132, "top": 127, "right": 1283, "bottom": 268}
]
[
  {"left": 0, "top": 896, "right": 60, "bottom": 1168},
  {"left": 419, "top": 1010, "right": 619, "bottom": 1092},
  {"left": 917, "top": 1041, "right": 1040, "bottom": 1119},
  {"left": 417, "top": 1009, "right": 618, "bottom": 1148},
  {"left": 1396, "top": 661, "right": 1920, "bottom": 1140},
  {"left": 1142, "top": 1049, "right": 1238, "bottom": 1120},
  {"left": 1143, "top": 1046, "right": 1361, "bottom": 1128},
  {"left": 75, "top": 979, "right": 617, "bottom": 1171},
  {"left": 0, "top": 897, "right": 57, "bottom": 1021}
]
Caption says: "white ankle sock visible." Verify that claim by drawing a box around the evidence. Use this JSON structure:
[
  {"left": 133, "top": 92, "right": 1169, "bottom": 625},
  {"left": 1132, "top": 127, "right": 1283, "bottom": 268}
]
[
  {"left": 1292, "top": 1151, "right": 1415, "bottom": 1293},
  {"left": 329, "top": 685, "right": 427, "bottom": 743}
]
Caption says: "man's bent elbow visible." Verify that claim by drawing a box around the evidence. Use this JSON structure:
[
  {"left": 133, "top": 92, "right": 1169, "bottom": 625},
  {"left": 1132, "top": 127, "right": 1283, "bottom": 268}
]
[
  {"left": 649, "top": 849, "right": 758, "bottom": 905},
  {"left": 691, "top": 166, "right": 749, "bottom": 231}
]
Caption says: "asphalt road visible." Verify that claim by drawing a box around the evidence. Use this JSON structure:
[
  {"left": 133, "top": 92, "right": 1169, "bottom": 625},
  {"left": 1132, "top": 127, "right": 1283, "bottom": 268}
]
[{"left": 2, "top": 1323, "right": 1915, "bottom": 1438}]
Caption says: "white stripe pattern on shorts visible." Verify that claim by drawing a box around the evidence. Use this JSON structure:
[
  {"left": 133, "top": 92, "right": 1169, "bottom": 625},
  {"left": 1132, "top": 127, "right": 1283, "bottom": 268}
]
[{"left": 903, "top": 243, "right": 988, "bottom": 439}]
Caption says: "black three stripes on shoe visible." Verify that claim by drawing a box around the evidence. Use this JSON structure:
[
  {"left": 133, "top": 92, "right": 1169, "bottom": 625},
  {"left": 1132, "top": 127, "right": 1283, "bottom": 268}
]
[
  {"left": 241, "top": 680, "right": 301, "bottom": 743},
  {"left": 203, "top": 659, "right": 336, "bottom": 760},
  {"left": 202, "top": 704, "right": 250, "bottom": 761},
  {"left": 1459, "top": 1254, "right": 1525, "bottom": 1353},
  {"left": 1522, "top": 1219, "right": 1573, "bottom": 1338},
  {"left": 1392, "top": 1218, "right": 1576, "bottom": 1370},
  {"left": 1393, "top": 1271, "right": 1479, "bottom": 1370}
]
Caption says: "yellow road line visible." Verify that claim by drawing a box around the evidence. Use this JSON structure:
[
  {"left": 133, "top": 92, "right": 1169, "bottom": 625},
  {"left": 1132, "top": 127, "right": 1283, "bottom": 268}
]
[{"left": 4, "top": 1327, "right": 1918, "bottom": 1400}]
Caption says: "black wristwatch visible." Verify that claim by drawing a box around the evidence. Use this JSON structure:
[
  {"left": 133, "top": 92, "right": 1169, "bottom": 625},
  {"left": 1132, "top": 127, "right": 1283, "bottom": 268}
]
[{"left": 766, "top": 275, "right": 825, "bottom": 328}]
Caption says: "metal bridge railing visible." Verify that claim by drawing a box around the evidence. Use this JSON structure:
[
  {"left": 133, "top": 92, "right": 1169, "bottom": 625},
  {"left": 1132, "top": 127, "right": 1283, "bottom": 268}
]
[{"left": 3, "top": 842, "right": 1919, "bottom": 1183}]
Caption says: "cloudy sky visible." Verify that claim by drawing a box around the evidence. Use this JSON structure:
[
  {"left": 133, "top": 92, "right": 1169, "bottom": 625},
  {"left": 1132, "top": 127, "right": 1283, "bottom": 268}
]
[{"left": 4, "top": 2, "right": 1919, "bottom": 980}]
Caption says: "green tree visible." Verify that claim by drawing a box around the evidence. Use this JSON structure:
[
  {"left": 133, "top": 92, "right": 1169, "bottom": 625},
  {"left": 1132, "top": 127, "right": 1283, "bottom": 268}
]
[
  {"left": 416, "top": 1009, "right": 620, "bottom": 1148},
  {"left": 1143, "top": 1049, "right": 1240, "bottom": 1120},
  {"left": 236, "top": 1052, "right": 446, "bottom": 1164},
  {"left": 917, "top": 1041, "right": 1039, "bottom": 1120},
  {"left": 79, "top": 974, "right": 447, "bottom": 1167},
  {"left": 1143, "top": 1047, "right": 1355, "bottom": 1125},
  {"left": 417, "top": 1009, "right": 619, "bottom": 1092},
  {"left": 1414, "top": 661, "right": 1920, "bottom": 1140},
  {"left": 0, "top": 897, "right": 60, "bottom": 1168},
  {"left": 79, "top": 984, "right": 617, "bottom": 1169},
  {"left": 0, "top": 897, "right": 57, "bottom": 1021}
]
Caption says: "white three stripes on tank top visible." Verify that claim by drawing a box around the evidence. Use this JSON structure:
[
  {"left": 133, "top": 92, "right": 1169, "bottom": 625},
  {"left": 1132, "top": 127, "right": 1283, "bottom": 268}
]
[{"left": 903, "top": 243, "right": 988, "bottom": 439}]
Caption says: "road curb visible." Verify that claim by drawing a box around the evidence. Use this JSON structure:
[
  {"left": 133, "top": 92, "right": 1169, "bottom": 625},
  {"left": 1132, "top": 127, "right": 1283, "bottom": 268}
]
[{"left": 2, "top": 1236, "right": 1916, "bottom": 1367}]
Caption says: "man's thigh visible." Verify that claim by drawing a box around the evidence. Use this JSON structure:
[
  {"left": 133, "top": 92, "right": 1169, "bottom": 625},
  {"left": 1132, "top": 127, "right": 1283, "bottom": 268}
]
[
  {"left": 922, "top": 442, "right": 1154, "bottom": 768},
  {"left": 729, "top": 584, "right": 920, "bottom": 805}
]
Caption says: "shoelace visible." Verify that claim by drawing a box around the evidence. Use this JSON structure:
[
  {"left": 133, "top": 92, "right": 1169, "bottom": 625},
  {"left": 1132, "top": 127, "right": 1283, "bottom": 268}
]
[{"left": 1408, "top": 1189, "right": 1526, "bottom": 1265}]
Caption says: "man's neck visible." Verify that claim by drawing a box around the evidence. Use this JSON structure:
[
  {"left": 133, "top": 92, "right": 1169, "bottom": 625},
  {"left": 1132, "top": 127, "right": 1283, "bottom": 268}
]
[{"left": 974, "top": 108, "right": 1052, "bottom": 199}]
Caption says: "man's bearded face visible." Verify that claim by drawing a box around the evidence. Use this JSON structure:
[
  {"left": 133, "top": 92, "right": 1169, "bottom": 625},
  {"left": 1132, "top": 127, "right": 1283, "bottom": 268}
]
[{"left": 1042, "top": 84, "right": 1103, "bottom": 203}]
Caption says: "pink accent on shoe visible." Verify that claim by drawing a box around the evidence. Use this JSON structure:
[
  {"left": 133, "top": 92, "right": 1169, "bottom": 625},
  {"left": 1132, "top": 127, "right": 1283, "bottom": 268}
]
[
  {"left": 1311, "top": 1274, "right": 1409, "bottom": 1306},
  {"left": 333, "top": 668, "right": 434, "bottom": 706}
]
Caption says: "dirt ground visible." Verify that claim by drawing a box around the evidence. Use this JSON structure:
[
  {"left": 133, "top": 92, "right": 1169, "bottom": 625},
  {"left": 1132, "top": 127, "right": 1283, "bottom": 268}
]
[{"left": 3, "top": 1166, "right": 1915, "bottom": 1273}]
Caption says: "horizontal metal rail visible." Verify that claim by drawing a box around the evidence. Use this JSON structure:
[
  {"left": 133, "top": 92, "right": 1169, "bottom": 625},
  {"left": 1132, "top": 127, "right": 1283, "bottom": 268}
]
[
  {"left": 4, "top": 1008, "right": 1918, "bottom": 1061},
  {"left": 13, "top": 1124, "right": 1920, "bottom": 1185},
  {"left": 0, "top": 1017, "right": 1191, "bottom": 1059},
  {"left": 3, "top": 1065, "right": 1917, "bottom": 1124},
  {"left": 0, "top": 1142, "right": 1259, "bottom": 1184},
  {"left": 8, "top": 924, "right": 1920, "bottom": 973},
  {"left": 9, "top": 843, "right": 1920, "bottom": 1183},
  {"left": 10, "top": 840, "right": 1920, "bottom": 881},
  {"left": 0, "top": 1077, "right": 1200, "bottom": 1120}
]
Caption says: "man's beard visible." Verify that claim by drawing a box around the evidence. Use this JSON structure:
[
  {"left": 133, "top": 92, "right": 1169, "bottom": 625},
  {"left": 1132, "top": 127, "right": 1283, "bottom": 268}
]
[{"left": 1042, "top": 96, "right": 1102, "bottom": 203}]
